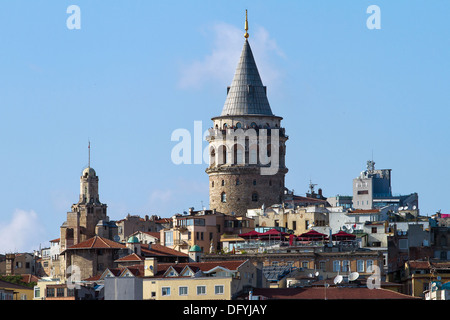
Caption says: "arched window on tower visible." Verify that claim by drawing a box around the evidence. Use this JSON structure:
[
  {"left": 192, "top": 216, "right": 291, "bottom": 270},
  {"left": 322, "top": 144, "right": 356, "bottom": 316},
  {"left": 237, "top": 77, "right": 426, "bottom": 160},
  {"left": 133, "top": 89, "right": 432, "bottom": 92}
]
[
  {"left": 252, "top": 192, "right": 258, "bottom": 202},
  {"left": 233, "top": 143, "right": 244, "bottom": 165},
  {"left": 210, "top": 147, "right": 216, "bottom": 166},
  {"left": 249, "top": 144, "right": 257, "bottom": 165},
  {"left": 221, "top": 192, "right": 227, "bottom": 203},
  {"left": 218, "top": 145, "right": 227, "bottom": 165}
]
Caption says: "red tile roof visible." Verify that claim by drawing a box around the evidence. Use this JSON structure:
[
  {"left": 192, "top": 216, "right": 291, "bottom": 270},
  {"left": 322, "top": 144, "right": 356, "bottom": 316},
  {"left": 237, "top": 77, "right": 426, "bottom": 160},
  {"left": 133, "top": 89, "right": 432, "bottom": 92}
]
[
  {"left": 67, "top": 236, "right": 126, "bottom": 250},
  {"left": 115, "top": 253, "right": 144, "bottom": 262},
  {"left": 251, "top": 287, "right": 419, "bottom": 300},
  {"left": 408, "top": 260, "right": 450, "bottom": 270},
  {"left": 20, "top": 274, "right": 40, "bottom": 283},
  {"left": 140, "top": 243, "right": 188, "bottom": 257},
  {"left": 142, "top": 231, "right": 161, "bottom": 239}
]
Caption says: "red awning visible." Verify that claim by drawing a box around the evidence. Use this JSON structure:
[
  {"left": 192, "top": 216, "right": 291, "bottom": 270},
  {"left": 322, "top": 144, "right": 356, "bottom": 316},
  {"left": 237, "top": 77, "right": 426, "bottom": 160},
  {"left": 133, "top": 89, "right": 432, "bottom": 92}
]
[
  {"left": 332, "top": 230, "right": 356, "bottom": 241},
  {"left": 297, "top": 229, "right": 328, "bottom": 241},
  {"left": 238, "top": 230, "right": 262, "bottom": 238},
  {"left": 259, "top": 228, "right": 289, "bottom": 239}
]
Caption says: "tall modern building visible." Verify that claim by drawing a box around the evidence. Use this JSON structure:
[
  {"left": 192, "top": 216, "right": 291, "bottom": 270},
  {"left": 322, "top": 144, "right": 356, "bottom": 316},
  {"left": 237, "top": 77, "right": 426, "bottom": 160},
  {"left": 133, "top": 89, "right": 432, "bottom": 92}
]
[
  {"left": 206, "top": 12, "right": 288, "bottom": 216},
  {"left": 353, "top": 160, "right": 418, "bottom": 213}
]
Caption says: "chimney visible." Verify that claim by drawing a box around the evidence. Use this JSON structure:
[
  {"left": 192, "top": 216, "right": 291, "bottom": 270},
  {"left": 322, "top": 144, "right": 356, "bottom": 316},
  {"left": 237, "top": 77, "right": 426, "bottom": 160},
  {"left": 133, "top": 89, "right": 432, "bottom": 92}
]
[
  {"left": 144, "top": 258, "right": 158, "bottom": 277},
  {"left": 5, "top": 254, "right": 15, "bottom": 275}
]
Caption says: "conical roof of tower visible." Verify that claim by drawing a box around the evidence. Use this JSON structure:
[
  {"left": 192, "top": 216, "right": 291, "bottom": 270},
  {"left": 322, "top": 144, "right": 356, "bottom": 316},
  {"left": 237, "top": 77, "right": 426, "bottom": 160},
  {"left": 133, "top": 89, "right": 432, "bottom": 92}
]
[{"left": 221, "top": 39, "right": 273, "bottom": 116}]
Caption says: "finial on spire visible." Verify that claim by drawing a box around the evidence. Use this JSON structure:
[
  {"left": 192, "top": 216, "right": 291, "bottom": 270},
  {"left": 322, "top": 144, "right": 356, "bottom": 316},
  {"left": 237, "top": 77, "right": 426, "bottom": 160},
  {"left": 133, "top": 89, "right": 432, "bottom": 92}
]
[
  {"left": 88, "top": 140, "right": 91, "bottom": 168},
  {"left": 244, "top": 9, "right": 249, "bottom": 39}
]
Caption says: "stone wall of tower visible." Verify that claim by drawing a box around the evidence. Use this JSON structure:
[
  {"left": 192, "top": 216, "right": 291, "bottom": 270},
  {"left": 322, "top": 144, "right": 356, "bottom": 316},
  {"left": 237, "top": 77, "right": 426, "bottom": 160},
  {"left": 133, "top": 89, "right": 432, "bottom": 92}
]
[
  {"left": 208, "top": 167, "right": 286, "bottom": 216},
  {"left": 206, "top": 115, "right": 288, "bottom": 216}
]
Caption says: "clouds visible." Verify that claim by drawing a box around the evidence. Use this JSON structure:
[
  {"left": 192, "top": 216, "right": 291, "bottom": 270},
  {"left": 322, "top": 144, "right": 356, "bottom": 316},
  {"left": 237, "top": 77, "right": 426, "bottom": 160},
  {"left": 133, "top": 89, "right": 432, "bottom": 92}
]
[
  {"left": 178, "top": 22, "right": 285, "bottom": 90},
  {"left": 0, "top": 209, "right": 47, "bottom": 253}
]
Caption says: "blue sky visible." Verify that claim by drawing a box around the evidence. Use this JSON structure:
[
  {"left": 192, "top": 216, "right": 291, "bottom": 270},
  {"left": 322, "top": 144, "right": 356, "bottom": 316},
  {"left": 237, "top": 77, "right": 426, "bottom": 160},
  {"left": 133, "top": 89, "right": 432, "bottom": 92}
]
[{"left": 0, "top": 1, "right": 449, "bottom": 252}]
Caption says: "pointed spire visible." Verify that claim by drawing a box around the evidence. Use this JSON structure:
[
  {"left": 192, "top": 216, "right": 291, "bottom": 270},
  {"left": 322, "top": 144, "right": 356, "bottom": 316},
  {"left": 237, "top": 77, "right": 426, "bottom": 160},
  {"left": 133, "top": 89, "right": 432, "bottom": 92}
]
[
  {"left": 221, "top": 33, "right": 273, "bottom": 116},
  {"left": 244, "top": 9, "right": 249, "bottom": 39}
]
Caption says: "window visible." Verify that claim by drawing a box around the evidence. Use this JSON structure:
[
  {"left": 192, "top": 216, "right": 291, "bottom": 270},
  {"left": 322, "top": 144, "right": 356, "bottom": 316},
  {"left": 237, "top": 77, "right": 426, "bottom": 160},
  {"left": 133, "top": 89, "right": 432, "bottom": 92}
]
[
  {"left": 253, "top": 179, "right": 257, "bottom": 185},
  {"left": 215, "top": 285, "right": 224, "bottom": 295},
  {"left": 162, "top": 287, "right": 171, "bottom": 296},
  {"left": 197, "top": 286, "right": 206, "bottom": 295},
  {"left": 179, "top": 286, "right": 188, "bottom": 296},
  {"left": 221, "top": 192, "right": 226, "bottom": 203},
  {"left": 333, "top": 261, "right": 340, "bottom": 272},
  {"left": 210, "top": 148, "right": 216, "bottom": 166},
  {"left": 46, "top": 288, "right": 55, "bottom": 298},
  {"left": 236, "top": 178, "right": 240, "bottom": 185},
  {"left": 234, "top": 144, "right": 244, "bottom": 164},
  {"left": 319, "top": 261, "right": 326, "bottom": 270},
  {"left": 67, "top": 289, "right": 74, "bottom": 297},
  {"left": 221, "top": 180, "right": 225, "bottom": 186},
  {"left": 236, "top": 122, "right": 242, "bottom": 128},
  {"left": 302, "top": 261, "right": 308, "bottom": 268},
  {"left": 212, "top": 181, "right": 214, "bottom": 188},
  {"left": 342, "top": 260, "right": 350, "bottom": 272},
  {"left": 371, "top": 227, "right": 377, "bottom": 234},
  {"left": 57, "top": 288, "right": 65, "bottom": 297},
  {"left": 252, "top": 193, "right": 258, "bottom": 202},
  {"left": 165, "top": 231, "right": 173, "bottom": 247},
  {"left": 34, "top": 287, "right": 40, "bottom": 299},
  {"left": 292, "top": 221, "right": 297, "bottom": 230},
  {"left": 357, "top": 260, "right": 365, "bottom": 272},
  {"left": 366, "top": 260, "right": 374, "bottom": 273}
]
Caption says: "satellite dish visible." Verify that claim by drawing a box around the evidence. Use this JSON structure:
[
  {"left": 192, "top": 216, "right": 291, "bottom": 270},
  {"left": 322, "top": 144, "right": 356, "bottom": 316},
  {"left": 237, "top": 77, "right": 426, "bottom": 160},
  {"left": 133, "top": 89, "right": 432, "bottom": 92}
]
[
  {"left": 308, "top": 273, "right": 313, "bottom": 278},
  {"left": 413, "top": 205, "right": 417, "bottom": 210},
  {"left": 113, "top": 235, "right": 120, "bottom": 242},
  {"left": 399, "top": 207, "right": 403, "bottom": 211},
  {"left": 315, "top": 271, "right": 320, "bottom": 277},
  {"left": 334, "top": 275, "right": 343, "bottom": 284},
  {"left": 349, "top": 272, "right": 359, "bottom": 281}
]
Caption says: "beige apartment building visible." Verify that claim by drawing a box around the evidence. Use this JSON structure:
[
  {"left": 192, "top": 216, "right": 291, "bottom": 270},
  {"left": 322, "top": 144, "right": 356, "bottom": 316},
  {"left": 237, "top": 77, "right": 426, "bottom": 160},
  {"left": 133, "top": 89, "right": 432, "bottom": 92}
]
[
  {"left": 160, "top": 209, "right": 254, "bottom": 254},
  {"left": 142, "top": 258, "right": 264, "bottom": 300},
  {"left": 248, "top": 205, "right": 329, "bottom": 235}
]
